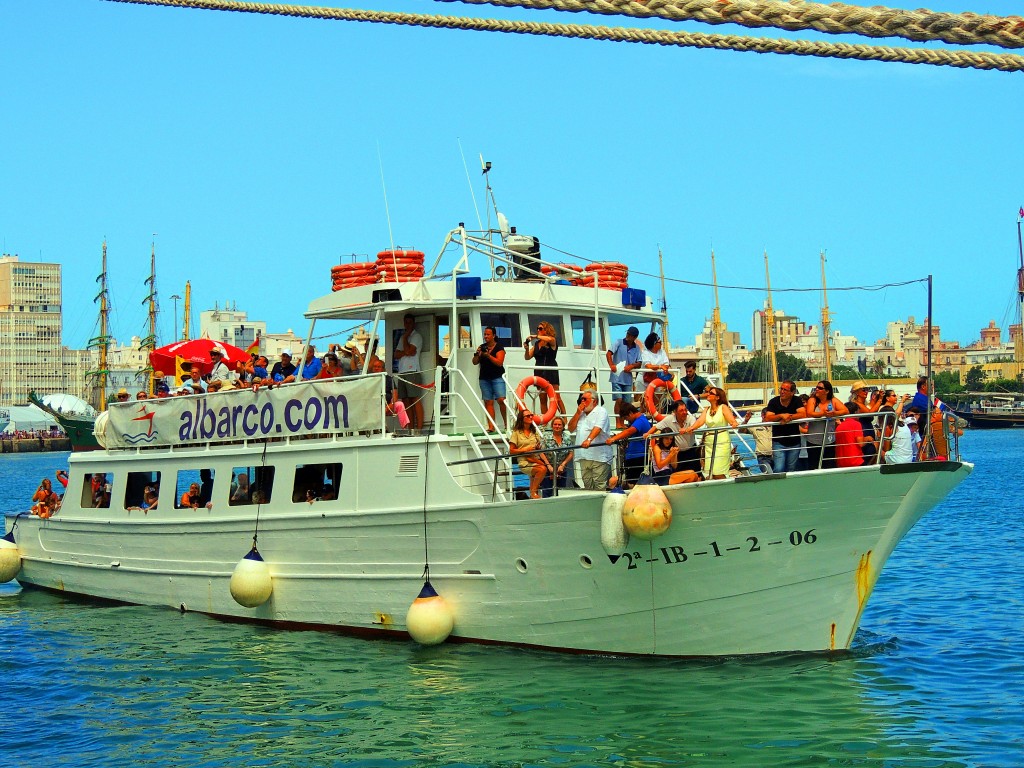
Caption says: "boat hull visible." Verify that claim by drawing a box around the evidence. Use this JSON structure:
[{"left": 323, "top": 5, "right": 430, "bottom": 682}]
[
  {"left": 953, "top": 409, "right": 1024, "bottom": 429},
  {"left": 6, "top": 459, "right": 971, "bottom": 657}
]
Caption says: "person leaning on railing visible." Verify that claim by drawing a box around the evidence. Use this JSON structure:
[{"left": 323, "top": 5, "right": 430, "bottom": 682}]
[{"left": 763, "top": 380, "right": 805, "bottom": 474}]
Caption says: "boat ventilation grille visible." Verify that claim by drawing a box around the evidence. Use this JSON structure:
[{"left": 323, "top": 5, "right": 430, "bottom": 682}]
[{"left": 398, "top": 455, "right": 420, "bottom": 475}]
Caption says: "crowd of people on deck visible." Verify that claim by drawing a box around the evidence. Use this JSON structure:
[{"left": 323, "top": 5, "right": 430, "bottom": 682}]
[
  {"left": 32, "top": 317, "right": 960, "bottom": 514},
  {"left": 489, "top": 319, "right": 961, "bottom": 499}
]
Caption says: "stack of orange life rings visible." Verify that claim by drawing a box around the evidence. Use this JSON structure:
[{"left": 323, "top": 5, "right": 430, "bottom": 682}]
[
  {"left": 575, "top": 262, "right": 629, "bottom": 291},
  {"left": 377, "top": 249, "right": 425, "bottom": 282},
  {"left": 331, "top": 262, "right": 378, "bottom": 292}
]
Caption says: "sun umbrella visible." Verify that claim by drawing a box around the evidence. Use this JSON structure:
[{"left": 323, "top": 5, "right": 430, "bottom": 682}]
[{"left": 149, "top": 339, "right": 250, "bottom": 377}]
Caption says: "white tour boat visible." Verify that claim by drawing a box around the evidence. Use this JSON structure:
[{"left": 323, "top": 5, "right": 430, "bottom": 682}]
[{"left": 1, "top": 199, "right": 971, "bottom": 657}]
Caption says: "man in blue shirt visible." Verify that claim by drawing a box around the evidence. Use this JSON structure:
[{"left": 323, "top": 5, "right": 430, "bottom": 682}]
[
  {"left": 606, "top": 326, "right": 641, "bottom": 427},
  {"left": 606, "top": 403, "right": 653, "bottom": 488}
]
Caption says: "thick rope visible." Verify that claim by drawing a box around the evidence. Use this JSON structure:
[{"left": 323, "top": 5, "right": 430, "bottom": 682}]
[
  {"left": 102, "top": 0, "right": 1024, "bottom": 72},
  {"left": 442, "top": 0, "right": 1024, "bottom": 51}
]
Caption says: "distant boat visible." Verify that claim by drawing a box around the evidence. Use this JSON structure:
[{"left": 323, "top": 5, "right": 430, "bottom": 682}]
[
  {"left": 27, "top": 393, "right": 100, "bottom": 451},
  {"left": 32, "top": 241, "right": 162, "bottom": 450},
  {"left": 954, "top": 211, "right": 1024, "bottom": 429},
  {"left": 0, "top": 408, "right": 10, "bottom": 435},
  {"left": 954, "top": 394, "right": 1024, "bottom": 429}
]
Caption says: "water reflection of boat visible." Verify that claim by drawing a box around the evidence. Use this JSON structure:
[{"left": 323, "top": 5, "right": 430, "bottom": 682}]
[{"left": 2, "top": 171, "right": 972, "bottom": 657}]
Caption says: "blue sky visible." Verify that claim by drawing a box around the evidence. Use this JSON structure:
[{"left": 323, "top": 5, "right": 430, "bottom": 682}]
[{"left": 2, "top": 0, "right": 1021, "bottom": 352}]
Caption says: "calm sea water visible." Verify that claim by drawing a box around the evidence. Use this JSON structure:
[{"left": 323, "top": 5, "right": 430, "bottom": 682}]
[{"left": 1, "top": 435, "right": 1021, "bottom": 768}]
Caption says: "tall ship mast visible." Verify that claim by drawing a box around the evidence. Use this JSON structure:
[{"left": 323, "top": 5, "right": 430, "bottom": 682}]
[
  {"left": 1016, "top": 210, "right": 1024, "bottom": 380},
  {"left": 140, "top": 238, "right": 159, "bottom": 393},
  {"left": 182, "top": 280, "right": 192, "bottom": 340},
  {"left": 30, "top": 241, "right": 108, "bottom": 451},
  {"left": 820, "top": 250, "right": 832, "bottom": 382},
  {"left": 764, "top": 251, "right": 779, "bottom": 396},
  {"left": 89, "top": 241, "right": 112, "bottom": 411},
  {"left": 710, "top": 249, "right": 726, "bottom": 391}
]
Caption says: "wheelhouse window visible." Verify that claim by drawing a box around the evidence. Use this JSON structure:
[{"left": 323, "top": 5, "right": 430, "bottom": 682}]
[
  {"left": 527, "top": 315, "right": 565, "bottom": 348},
  {"left": 571, "top": 316, "right": 599, "bottom": 350},
  {"left": 292, "top": 463, "right": 342, "bottom": 503},
  {"left": 175, "top": 469, "right": 215, "bottom": 509},
  {"left": 480, "top": 312, "right": 521, "bottom": 347},
  {"left": 229, "top": 466, "right": 275, "bottom": 505},
  {"left": 82, "top": 472, "right": 112, "bottom": 509},
  {"left": 124, "top": 471, "right": 161, "bottom": 511}
]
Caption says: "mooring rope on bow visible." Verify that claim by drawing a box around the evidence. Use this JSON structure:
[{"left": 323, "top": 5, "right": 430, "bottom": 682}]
[
  {"left": 439, "top": 0, "right": 1024, "bottom": 50},
  {"left": 102, "top": 0, "right": 1024, "bottom": 72}
]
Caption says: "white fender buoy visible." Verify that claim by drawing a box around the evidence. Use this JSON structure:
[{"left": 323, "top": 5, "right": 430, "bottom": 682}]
[
  {"left": 600, "top": 488, "right": 629, "bottom": 563},
  {"left": 229, "top": 546, "right": 273, "bottom": 608},
  {"left": 406, "top": 580, "right": 454, "bottom": 646},
  {"left": 93, "top": 411, "right": 109, "bottom": 448},
  {"left": 0, "top": 531, "right": 22, "bottom": 583},
  {"left": 622, "top": 476, "right": 673, "bottom": 540}
]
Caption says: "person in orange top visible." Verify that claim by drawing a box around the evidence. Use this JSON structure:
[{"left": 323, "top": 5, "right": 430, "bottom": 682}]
[
  {"left": 180, "top": 482, "right": 202, "bottom": 509},
  {"left": 31, "top": 478, "right": 59, "bottom": 518}
]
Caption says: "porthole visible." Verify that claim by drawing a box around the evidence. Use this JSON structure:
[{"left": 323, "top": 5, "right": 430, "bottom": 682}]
[
  {"left": 515, "top": 558, "right": 528, "bottom": 573},
  {"left": 579, "top": 555, "right": 593, "bottom": 569}
]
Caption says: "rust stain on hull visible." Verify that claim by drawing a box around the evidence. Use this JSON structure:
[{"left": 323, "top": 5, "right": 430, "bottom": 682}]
[{"left": 856, "top": 550, "right": 873, "bottom": 609}]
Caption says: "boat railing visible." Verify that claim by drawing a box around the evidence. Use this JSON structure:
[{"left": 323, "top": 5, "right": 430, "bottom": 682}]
[{"left": 449, "top": 408, "right": 962, "bottom": 499}]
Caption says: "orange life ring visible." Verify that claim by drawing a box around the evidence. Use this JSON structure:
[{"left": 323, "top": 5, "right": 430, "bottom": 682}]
[
  {"left": 645, "top": 378, "right": 681, "bottom": 421},
  {"left": 332, "top": 262, "right": 376, "bottom": 272},
  {"left": 515, "top": 375, "right": 558, "bottom": 425},
  {"left": 377, "top": 263, "right": 424, "bottom": 271},
  {"left": 377, "top": 249, "right": 425, "bottom": 262}
]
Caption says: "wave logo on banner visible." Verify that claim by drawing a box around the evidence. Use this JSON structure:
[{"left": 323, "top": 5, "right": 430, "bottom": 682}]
[{"left": 123, "top": 404, "right": 159, "bottom": 445}]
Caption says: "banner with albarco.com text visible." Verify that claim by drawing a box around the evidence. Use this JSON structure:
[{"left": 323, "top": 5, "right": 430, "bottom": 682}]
[{"left": 101, "top": 377, "right": 384, "bottom": 449}]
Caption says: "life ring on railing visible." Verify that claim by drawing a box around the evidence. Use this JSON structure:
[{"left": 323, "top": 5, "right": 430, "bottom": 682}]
[
  {"left": 515, "top": 375, "right": 558, "bottom": 425},
  {"left": 645, "top": 378, "right": 680, "bottom": 420}
]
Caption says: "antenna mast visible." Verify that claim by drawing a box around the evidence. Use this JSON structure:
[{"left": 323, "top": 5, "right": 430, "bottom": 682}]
[
  {"left": 710, "top": 249, "right": 726, "bottom": 392},
  {"left": 764, "top": 251, "right": 779, "bottom": 395},
  {"left": 658, "top": 246, "right": 670, "bottom": 350},
  {"left": 820, "top": 250, "right": 832, "bottom": 381}
]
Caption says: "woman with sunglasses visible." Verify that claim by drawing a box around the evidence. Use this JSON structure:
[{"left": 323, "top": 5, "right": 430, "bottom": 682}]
[
  {"left": 509, "top": 410, "right": 553, "bottom": 499},
  {"left": 524, "top": 321, "right": 565, "bottom": 416},
  {"left": 805, "top": 380, "right": 849, "bottom": 470},
  {"left": 684, "top": 387, "right": 738, "bottom": 480}
]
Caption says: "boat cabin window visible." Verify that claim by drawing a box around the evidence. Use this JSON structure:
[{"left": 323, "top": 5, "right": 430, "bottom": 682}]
[
  {"left": 292, "top": 463, "right": 342, "bottom": 503},
  {"left": 478, "top": 312, "right": 521, "bottom": 347},
  {"left": 174, "top": 469, "right": 215, "bottom": 509},
  {"left": 81, "top": 472, "right": 112, "bottom": 509},
  {"left": 229, "top": 466, "right": 275, "bottom": 506},
  {"left": 437, "top": 314, "right": 472, "bottom": 361},
  {"left": 527, "top": 315, "right": 565, "bottom": 347},
  {"left": 124, "top": 471, "right": 161, "bottom": 511},
  {"left": 571, "top": 316, "right": 601, "bottom": 350}
]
